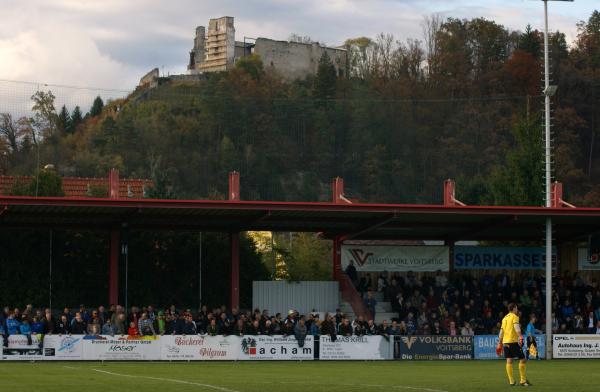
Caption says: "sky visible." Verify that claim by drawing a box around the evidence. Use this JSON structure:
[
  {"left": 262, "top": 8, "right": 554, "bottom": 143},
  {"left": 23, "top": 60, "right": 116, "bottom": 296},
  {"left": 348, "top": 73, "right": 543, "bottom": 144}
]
[{"left": 0, "top": 0, "right": 598, "bottom": 92}]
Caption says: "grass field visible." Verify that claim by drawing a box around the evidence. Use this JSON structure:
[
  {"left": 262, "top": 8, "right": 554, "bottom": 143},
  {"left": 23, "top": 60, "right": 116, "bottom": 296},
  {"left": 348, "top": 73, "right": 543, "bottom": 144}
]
[{"left": 1, "top": 360, "right": 599, "bottom": 391}]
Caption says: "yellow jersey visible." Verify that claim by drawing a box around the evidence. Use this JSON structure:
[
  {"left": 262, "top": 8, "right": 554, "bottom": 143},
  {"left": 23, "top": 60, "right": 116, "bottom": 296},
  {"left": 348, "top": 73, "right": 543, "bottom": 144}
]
[{"left": 501, "top": 312, "right": 520, "bottom": 344}]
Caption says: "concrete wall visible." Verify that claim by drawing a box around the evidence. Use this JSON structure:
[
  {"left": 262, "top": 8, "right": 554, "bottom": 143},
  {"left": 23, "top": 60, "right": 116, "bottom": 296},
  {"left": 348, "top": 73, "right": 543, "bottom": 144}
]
[
  {"left": 138, "top": 68, "right": 159, "bottom": 88},
  {"left": 253, "top": 38, "right": 347, "bottom": 81},
  {"left": 253, "top": 281, "right": 339, "bottom": 316}
]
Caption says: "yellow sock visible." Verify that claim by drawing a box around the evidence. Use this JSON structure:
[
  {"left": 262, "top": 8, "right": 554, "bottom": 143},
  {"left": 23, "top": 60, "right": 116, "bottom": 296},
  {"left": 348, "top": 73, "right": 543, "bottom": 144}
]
[
  {"left": 519, "top": 362, "right": 527, "bottom": 383},
  {"left": 506, "top": 363, "right": 515, "bottom": 384}
]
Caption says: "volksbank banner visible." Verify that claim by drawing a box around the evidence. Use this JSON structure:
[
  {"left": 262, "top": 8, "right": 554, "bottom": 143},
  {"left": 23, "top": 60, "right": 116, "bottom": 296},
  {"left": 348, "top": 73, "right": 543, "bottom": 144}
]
[
  {"left": 238, "top": 335, "right": 314, "bottom": 360},
  {"left": 454, "top": 247, "right": 556, "bottom": 270},
  {"left": 553, "top": 335, "right": 600, "bottom": 358},
  {"left": 395, "top": 335, "right": 473, "bottom": 360},
  {"left": 341, "top": 245, "right": 449, "bottom": 272},
  {"left": 320, "top": 335, "right": 391, "bottom": 360},
  {"left": 474, "top": 335, "right": 546, "bottom": 359}
]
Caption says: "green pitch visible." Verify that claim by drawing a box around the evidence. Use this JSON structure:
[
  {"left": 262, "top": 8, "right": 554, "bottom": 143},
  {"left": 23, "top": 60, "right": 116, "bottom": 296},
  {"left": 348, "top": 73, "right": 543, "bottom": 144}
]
[{"left": 1, "top": 360, "right": 599, "bottom": 391}]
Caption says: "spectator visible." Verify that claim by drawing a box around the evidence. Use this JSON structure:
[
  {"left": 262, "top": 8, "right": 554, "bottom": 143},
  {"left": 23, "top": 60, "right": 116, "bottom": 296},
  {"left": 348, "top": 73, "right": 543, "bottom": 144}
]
[
  {"left": 127, "top": 321, "right": 139, "bottom": 336},
  {"left": 587, "top": 311, "right": 596, "bottom": 334},
  {"left": 42, "top": 309, "right": 55, "bottom": 335},
  {"left": 157, "top": 311, "right": 166, "bottom": 335},
  {"left": 294, "top": 317, "right": 308, "bottom": 347},
  {"left": 6, "top": 312, "right": 20, "bottom": 336},
  {"left": 338, "top": 318, "right": 353, "bottom": 336},
  {"left": 182, "top": 314, "right": 197, "bottom": 335},
  {"left": 206, "top": 318, "right": 219, "bottom": 336},
  {"left": 282, "top": 310, "right": 296, "bottom": 335},
  {"left": 102, "top": 318, "right": 115, "bottom": 335},
  {"left": 138, "top": 312, "right": 156, "bottom": 336},
  {"left": 460, "top": 321, "right": 474, "bottom": 336},
  {"left": 448, "top": 320, "right": 458, "bottom": 336},
  {"left": 70, "top": 312, "right": 87, "bottom": 334},
  {"left": 366, "top": 319, "right": 377, "bottom": 335},
  {"left": 31, "top": 316, "right": 44, "bottom": 336},
  {"left": 55, "top": 315, "right": 70, "bottom": 335},
  {"left": 19, "top": 315, "right": 32, "bottom": 345},
  {"left": 364, "top": 289, "right": 377, "bottom": 319},
  {"left": 595, "top": 320, "right": 600, "bottom": 334},
  {"left": 320, "top": 313, "right": 337, "bottom": 341},
  {"left": 345, "top": 260, "right": 358, "bottom": 287}
]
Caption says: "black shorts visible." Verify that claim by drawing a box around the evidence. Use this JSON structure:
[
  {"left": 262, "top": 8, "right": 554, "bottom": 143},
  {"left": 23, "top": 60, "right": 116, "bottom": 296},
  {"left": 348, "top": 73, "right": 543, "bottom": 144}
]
[{"left": 503, "top": 342, "right": 525, "bottom": 359}]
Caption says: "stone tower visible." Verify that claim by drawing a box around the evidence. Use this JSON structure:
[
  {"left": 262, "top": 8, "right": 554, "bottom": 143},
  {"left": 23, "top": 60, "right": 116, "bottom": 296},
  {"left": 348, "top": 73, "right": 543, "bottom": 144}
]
[
  {"left": 199, "top": 16, "right": 235, "bottom": 72},
  {"left": 188, "top": 26, "right": 206, "bottom": 72}
]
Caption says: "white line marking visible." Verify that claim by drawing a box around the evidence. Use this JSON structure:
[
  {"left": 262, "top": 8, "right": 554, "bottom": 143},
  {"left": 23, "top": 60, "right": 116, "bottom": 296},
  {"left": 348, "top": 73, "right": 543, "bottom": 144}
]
[
  {"left": 92, "top": 368, "right": 240, "bottom": 392},
  {"left": 62, "top": 366, "right": 78, "bottom": 370}
]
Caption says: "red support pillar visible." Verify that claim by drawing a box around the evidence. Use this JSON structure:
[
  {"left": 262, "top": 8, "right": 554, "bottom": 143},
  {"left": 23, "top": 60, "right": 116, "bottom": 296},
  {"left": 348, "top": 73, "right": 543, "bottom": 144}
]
[
  {"left": 109, "top": 230, "right": 120, "bottom": 305},
  {"left": 443, "top": 179, "right": 456, "bottom": 206},
  {"left": 332, "top": 177, "right": 344, "bottom": 204},
  {"left": 109, "top": 168, "right": 120, "bottom": 198},
  {"left": 108, "top": 168, "right": 120, "bottom": 305},
  {"left": 229, "top": 171, "right": 241, "bottom": 310},
  {"left": 332, "top": 236, "right": 342, "bottom": 280}
]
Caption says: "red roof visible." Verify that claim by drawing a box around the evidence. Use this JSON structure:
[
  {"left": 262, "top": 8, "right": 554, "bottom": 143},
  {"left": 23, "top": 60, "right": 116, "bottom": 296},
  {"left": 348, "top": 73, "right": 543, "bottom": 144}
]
[
  {"left": 0, "top": 176, "right": 152, "bottom": 198},
  {"left": 0, "top": 196, "right": 599, "bottom": 241}
]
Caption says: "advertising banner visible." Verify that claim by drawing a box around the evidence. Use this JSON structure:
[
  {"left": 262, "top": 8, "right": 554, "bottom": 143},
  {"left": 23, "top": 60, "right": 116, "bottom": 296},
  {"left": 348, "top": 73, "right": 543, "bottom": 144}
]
[
  {"left": 341, "top": 245, "right": 449, "bottom": 272},
  {"left": 578, "top": 248, "right": 600, "bottom": 271},
  {"left": 395, "top": 335, "right": 473, "bottom": 360},
  {"left": 238, "top": 335, "right": 314, "bottom": 360},
  {"left": 43, "top": 335, "right": 84, "bottom": 360},
  {"left": 3, "top": 335, "right": 43, "bottom": 360},
  {"left": 454, "top": 247, "right": 556, "bottom": 270},
  {"left": 82, "top": 335, "right": 161, "bottom": 360},
  {"left": 160, "top": 335, "right": 239, "bottom": 360},
  {"left": 320, "top": 335, "right": 390, "bottom": 360},
  {"left": 553, "top": 335, "right": 600, "bottom": 358},
  {"left": 473, "top": 335, "right": 546, "bottom": 359}
]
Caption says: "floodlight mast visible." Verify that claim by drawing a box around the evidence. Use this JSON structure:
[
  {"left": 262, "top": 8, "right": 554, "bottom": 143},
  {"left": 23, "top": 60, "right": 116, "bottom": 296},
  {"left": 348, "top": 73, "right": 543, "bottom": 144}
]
[{"left": 540, "top": 0, "right": 573, "bottom": 360}]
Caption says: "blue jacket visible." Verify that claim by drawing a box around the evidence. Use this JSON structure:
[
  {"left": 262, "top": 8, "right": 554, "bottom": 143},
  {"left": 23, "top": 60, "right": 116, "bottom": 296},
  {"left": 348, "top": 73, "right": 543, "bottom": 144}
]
[
  {"left": 19, "top": 322, "right": 32, "bottom": 335},
  {"left": 32, "top": 322, "right": 45, "bottom": 334},
  {"left": 6, "top": 318, "right": 20, "bottom": 335}
]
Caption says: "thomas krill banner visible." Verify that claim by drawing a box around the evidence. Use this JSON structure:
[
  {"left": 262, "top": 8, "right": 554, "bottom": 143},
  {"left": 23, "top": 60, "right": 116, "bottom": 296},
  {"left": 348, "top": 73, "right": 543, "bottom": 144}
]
[
  {"left": 553, "top": 335, "right": 600, "bottom": 358},
  {"left": 341, "top": 245, "right": 449, "bottom": 272},
  {"left": 454, "top": 247, "right": 557, "bottom": 270},
  {"left": 320, "top": 335, "right": 391, "bottom": 360},
  {"left": 474, "top": 335, "right": 545, "bottom": 359},
  {"left": 395, "top": 335, "right": 473, "bottom": 360}
]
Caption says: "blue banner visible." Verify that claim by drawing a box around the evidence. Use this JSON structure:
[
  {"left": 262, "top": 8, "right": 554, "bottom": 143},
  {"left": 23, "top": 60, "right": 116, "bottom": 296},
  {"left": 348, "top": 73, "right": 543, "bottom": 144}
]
[
  {"left": 454, "top": 247, "right": 556, "bottom": 270},
  {"left": 474, "top": 335, "right": 545, "bottom": 359}
]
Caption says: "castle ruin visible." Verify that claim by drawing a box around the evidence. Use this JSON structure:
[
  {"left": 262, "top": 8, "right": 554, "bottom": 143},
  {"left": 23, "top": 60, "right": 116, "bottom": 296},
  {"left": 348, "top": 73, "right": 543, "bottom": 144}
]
[{"left": 187, "top": 16, "right": 346, "bottom": 80}]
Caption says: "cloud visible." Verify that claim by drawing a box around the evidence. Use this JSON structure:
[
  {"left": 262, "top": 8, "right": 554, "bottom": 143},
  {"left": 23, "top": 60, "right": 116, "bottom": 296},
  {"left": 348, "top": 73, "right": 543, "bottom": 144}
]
[{"left": 0, "top": 0, "right": 597, "bottom": 96}]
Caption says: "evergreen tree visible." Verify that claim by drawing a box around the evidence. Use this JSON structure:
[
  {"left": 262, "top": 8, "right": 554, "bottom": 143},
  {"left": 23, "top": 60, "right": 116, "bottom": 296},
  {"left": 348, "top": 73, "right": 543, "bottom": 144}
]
[
  {"left": 518, "top": 25, "right": 542, "bottom": 59},
  {"left": 57, "top": 105, "right": 71, "bottom": 134},
  {"left": 69, "top": 106, "right": 83, "bottom": 133},
  {"left": 490, "top": 116, "right": 544, "bottom": 206},
  {"left": 313, "top": 52, "right": 337, "bottom": 99},
  {"left": 90, "top": 96, "right": 104, "bottom": 117}
]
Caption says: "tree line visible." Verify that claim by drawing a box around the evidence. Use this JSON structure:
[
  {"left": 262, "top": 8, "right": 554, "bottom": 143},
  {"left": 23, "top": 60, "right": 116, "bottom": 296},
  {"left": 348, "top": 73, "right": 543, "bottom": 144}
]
[{"left": 0, "top": 12, "right": 598, "bottom": 307}]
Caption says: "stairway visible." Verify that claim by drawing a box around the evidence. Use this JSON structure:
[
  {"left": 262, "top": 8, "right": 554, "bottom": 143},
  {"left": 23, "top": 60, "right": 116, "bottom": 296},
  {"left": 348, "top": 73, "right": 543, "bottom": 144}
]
[{"left": 339, "top": 290, "right": 399, "bottom": 324}]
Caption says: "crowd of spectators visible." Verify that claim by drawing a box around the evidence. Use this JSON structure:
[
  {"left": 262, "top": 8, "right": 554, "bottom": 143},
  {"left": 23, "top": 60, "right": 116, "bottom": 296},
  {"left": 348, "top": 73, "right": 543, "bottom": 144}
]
[{"left": 1, "top": 271, "right": 600, "bottom": 346}]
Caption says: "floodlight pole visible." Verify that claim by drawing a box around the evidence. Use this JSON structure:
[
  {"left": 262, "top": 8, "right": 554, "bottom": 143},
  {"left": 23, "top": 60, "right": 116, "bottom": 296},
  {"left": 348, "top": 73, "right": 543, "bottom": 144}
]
[{"left": 543, "top": 0, "right": 552, "bottom": 360}]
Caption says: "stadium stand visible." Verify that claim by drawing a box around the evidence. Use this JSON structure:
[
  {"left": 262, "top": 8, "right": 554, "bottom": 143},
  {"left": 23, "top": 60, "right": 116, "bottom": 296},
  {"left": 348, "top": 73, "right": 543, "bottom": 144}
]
[{"left": 2, "top": 271, "right": 599, "bottom": 344}]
